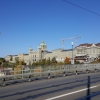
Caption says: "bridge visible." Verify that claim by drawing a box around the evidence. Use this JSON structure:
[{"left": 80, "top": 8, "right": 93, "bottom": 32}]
[{"left": 0, "top": 64, "right": 100, "bottom": 100}]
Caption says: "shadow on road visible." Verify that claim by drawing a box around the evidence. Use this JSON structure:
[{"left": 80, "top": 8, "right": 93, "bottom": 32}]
[
  {"left": 77, "top": 76, "right": 100, "bottom": 100},
  {"left": 87, "top": 76, "right": 91, "bottom": 100},
  {"left": 0, "top": 76, "right": 100, "bottom": 100}
]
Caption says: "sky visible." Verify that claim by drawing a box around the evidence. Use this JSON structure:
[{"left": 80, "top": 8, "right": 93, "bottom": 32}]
[{"left": 0, "top": 0, "right": 100, "bottom": 57}]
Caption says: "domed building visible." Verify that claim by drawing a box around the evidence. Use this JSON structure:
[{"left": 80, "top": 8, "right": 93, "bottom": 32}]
[
  {"left": 5, "top": 41, "right": 100, "bottom": 65},
  {"left": 28, "top": 41, "right": 48, "bottom": 64},
  {"left": 37, "top": 41, "right": 47, "bottom": 51}
]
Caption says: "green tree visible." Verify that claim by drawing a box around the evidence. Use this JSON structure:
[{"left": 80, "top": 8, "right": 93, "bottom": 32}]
[
  {"left": 51, "top": 57, "right": 57, "bottom": 64},
  {"left": 10, "top": 56, "right": 13, "bottom": 61},
  {"left": 0, "top": 59, "right": 3, "bottom": 65},
  {"left": 19, "top": 60, "right": 26, "bottom": 65},
  {"left": 3, "top": 61, "right": 9, "bottom": 68},
  {"left": 15, "top": 57, "right": 19, "bottom": 65},
  {"left": 46, "top": 57, "right": 51, "bottom": 65},
  {"left": 75, "top": 60, "right": 80, "bottom": 64},
  {"left": 0, "top": 58, "right": 5, "bottom": 65},
  {"left": 39, "top": 59, "right": 46, "bottom": 65},
  {"left": 57, "top": 62, "right": 63, "bottom": 65}
]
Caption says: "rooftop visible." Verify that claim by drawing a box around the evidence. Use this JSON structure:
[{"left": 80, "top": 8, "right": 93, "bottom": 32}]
[{"left": 76, "top": 43, "right": 100, "bottom": 47}]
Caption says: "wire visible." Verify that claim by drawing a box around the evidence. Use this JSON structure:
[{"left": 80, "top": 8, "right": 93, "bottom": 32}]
[{"left": 63, "top": 0, "right": 100, "bottom": 16}]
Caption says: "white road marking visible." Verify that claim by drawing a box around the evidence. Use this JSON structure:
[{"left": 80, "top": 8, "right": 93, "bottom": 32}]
[{"left": 46, "top": 84, "right": 100, "bottom": 100}]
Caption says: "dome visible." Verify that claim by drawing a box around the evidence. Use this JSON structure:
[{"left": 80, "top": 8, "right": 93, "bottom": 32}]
[
  {"left": 37, "top": 41, "right": 47, "bottom": 50},
  {"left": 40, "top": 41, "right": 47, "bottom": 46},
  {"left": 38, "top": 45, "right": 42, "bottom": 49},
  {"left": 29, "top": 47, "right": 33, "bottom": 52},
  {"left": 29, "top": 47, "right": 33, "bottom": 50}
]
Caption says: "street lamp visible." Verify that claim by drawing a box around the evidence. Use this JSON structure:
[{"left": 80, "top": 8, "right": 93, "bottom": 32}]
[{"left": 71, "top": 42, "right": 74, "bottom": 64}]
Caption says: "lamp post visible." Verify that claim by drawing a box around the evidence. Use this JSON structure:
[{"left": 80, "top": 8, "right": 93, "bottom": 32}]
[{"left": 71, "top": 42, "right": 74, "bottom": 64}]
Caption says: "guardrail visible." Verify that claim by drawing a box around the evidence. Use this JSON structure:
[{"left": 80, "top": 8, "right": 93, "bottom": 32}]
[{"left": 0, "top": 63, "right": 100, "bottom": 86}]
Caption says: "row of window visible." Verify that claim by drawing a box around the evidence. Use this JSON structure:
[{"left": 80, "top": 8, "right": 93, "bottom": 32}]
[
  {"left": 30, "top": 55, "right": 37, "bottom": 57},
  {"left": 33, "top": 59, "right": 36, "bottom": 61}
]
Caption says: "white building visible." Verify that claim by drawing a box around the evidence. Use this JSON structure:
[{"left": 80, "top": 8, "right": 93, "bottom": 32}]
[
  {"left": 74, "top": 43, "right": 100, "bottom": 62},
  {"left": 5, "top": 42, "right": 100, "bottom": 64}
]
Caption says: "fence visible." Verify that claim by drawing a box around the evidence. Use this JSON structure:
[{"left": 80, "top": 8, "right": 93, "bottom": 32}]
[{"left": 0, "top": 63, "right": 100, "bottom": 86}]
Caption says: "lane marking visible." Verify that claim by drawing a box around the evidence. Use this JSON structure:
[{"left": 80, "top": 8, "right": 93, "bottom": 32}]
[{"left": 46, "top": 84, "right": 100, "bottom": 100}]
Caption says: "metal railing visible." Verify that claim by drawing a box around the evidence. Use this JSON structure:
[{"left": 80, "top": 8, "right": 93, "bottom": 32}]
[{"left": 0, "top": 63, "right": 100, "bottom": 86}]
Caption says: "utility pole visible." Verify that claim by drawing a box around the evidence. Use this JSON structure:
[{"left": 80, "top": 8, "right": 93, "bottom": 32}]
[{"left": 71, "top": 42, "right": 74, "bottom": 64}]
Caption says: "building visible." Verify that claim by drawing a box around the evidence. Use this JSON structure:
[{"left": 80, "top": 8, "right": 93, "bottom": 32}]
[
  {"left": 28, "top": 41, "right": 48, "bottom": 64},
  {"left": 5, "top": 55, "right": 13, "bottom": 61},
  {"left": 5, "top": 41, "right": 49, "bottom": 65},
  {"left": 5, "top": 42, "right": 100, "bottom": 64},
  {"left": 44, "top": 49, "right": 72, "bottom": 62},
  {"left": 74, "top": 43, "right": 100, "bottom": 62}
]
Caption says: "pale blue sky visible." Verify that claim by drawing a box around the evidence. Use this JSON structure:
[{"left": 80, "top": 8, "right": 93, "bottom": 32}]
[{"left": 0, "top": 0, "right": 100, "bottom": 57}]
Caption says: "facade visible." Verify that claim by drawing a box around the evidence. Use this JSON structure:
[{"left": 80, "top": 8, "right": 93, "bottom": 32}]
[
  {"left": 74, "top": 43, "right": 100, "bottom": 62},
  {"left": 28, "top": 41, "right": 48, "bottom": 64},
  {"left": 5, "top": 55, "right": 12, "bottom": 61},
  {"left": 44, "top": 49, "right": 72, "bottom": 62},
  {"left": 5, "top": 42, "right": 100, "bottom": 64},
  {"left": 5, "top": 41, "right": 49, "bottom": 65}
]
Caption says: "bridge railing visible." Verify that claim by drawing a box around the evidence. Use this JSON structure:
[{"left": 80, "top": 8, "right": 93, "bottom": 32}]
[{"left": 0, "top": 63, "right": 100, "bottom": 86}]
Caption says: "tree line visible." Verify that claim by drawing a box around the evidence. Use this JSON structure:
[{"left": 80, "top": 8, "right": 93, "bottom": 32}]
[{"left": 0, "top": 57, "right": 72, "bottom": 68}]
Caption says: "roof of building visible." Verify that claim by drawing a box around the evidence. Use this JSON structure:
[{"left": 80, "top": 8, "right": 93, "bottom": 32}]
[
  {"left": 6, "top": 55, "right": 17, "bottom": 57},
  {"left": 96, "top": 43, "right": 100, "bottom": 46},
  {"left": 74, "top": 58, "right": 86, "bottom": 60},
  {"left": 23, "top": 54, "right": 29, "bottom": 55},
  {"left": 52, "top": 48, "right": 72, "bottom": 52},
  {"left": 62, "top": 49, "right": 72, "bottom": 52},
  {"left": 40, "top": 41, "right": 46, "bottom": 46},
  {"left": 76, "top": 43, "right": 100, "bottom": 48},
  {"left": 77, "top": 43, "right": 92, "bottom": 47},
  {"left": 38, "top": 41, "right": 47, "bottom": 49},
  {"left": 46, "top": 51, "right": 52, "bottom": 53},
  {"left": 53, "top": 48, "right": 63, "bottom": 51}
]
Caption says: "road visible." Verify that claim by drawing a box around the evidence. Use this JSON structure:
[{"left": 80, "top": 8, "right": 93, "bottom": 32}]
[{"left": 0, "top": 72, "right": 100, "bottom": 100}]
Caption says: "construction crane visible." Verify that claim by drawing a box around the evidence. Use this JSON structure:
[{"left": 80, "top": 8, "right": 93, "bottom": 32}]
[{"left": 60, "top": 36, "right": 81, "bottom": 49}]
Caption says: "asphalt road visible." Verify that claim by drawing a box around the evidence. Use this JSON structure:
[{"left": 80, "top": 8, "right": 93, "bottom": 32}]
[{"left": 0, "top": 72, "right": 100, "bottom": 100}]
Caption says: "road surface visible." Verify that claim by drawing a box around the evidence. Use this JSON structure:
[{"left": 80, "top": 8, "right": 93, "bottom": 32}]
[{"left": 0, "top": 72, "right": 100, "bottom": 100}]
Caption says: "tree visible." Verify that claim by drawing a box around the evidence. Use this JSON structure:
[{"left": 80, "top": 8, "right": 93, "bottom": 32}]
[
  {"left": 46, "top": 57, "right": 51, "bottom": 65},
  {"left": 32, "top": 61, "right": 38, "bottom": 66},
  {"left": 15, "top": 57, "right": 19, "bottom": 65},
  {"left": 41, "top": 59, "right": 46, "bottom": 65},
  {"left": 0, "top": 59, "right": 3, "bottom": 65},
  {"left": 57, "top": 62, "right": 63, "bottom": 65},
  {"left": 51, "top": 57, "right": 57, "bottom": 64},
  {"left": 64, "top": 57, "right": 70, "bottom": 64},
  {"left": 19, "top": 60, "right": 26, "bottom": 65},
  {"left": 10, "top": 56, "right": 13, "bottom": 61},
  {"left": 0, "top": 58, "right": 5, "bottom": 66},
  {"left": 37, "top": 59, "right": 46, "bottom": 65},
  {"left": 75, "top": 60, "right": 80, "bottom": 64},
  {"left": 3, "top": 61, "right": 9, "bottom": 68}
]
